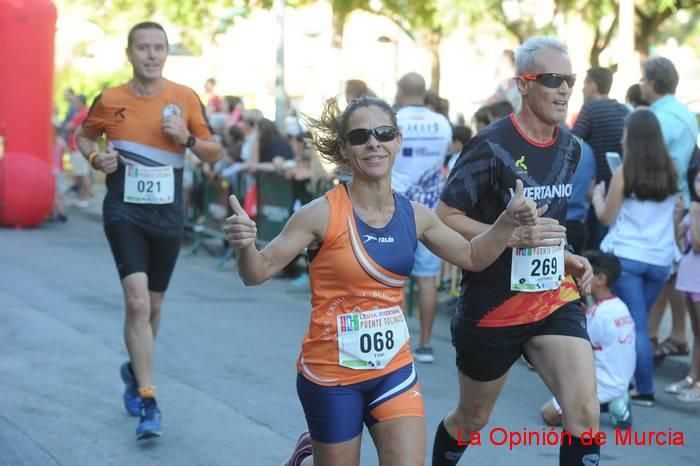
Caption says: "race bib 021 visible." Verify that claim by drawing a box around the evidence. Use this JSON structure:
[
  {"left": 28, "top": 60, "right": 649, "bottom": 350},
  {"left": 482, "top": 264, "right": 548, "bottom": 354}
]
[{"left": 123, "top": 165, "right": 175, "bottom": 204}]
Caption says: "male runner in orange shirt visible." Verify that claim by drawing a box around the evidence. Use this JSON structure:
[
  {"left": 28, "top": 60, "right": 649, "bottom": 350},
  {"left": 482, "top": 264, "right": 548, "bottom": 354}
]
[{"left": 76, "top": 21, "right": 221, "bottom": 440}]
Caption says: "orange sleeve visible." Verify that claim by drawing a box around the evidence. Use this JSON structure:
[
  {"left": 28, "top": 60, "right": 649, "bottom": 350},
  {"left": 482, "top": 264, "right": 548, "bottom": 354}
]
[
  {"left": 186, "top": 91, "right": 213, "bottom": 140},
  {"left": 81, "top": 93, "right": 107, "bottom": 139}
]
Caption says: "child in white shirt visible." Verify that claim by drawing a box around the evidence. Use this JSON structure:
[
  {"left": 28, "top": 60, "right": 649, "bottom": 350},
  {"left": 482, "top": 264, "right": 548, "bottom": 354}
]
[{"left": 541, "top": 251, "right": 636, "bottom": 428}]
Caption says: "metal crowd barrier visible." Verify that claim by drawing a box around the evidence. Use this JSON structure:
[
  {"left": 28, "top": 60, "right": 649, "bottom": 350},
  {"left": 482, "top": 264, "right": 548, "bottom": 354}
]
[
  {"left": 183, "top": 168, "right": 462, "bottom": 315},
  {"left": 183, "top": 169, "right": 314, "bottom": 265}
]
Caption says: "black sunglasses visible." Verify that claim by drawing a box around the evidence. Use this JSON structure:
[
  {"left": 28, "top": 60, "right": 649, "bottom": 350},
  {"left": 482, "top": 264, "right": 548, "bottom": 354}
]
[
  {"left": 519, "top": 73, "right": 576, "bottom": 89},
  {"left": 345, "top": 126, "right": 398, "bottom": 145}
]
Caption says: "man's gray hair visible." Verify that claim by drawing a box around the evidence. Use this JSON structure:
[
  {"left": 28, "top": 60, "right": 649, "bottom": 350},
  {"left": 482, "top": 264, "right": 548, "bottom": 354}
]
[
  {"left": 515, "top": 37, "right": 569, "bottom": 75},
  {"left": 643, "top": 56, "right": 678, "bottom": 95}
]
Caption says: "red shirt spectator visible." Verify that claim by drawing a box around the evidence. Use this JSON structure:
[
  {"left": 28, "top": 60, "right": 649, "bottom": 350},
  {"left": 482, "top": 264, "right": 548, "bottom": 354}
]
[{"left": 68, "top": 102, "right": 88, "bottom": 151}]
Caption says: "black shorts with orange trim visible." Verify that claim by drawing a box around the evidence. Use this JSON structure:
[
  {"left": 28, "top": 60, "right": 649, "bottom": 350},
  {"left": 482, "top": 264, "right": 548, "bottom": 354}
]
[{"left": 451, "top": 301, "right": 589, "bottom": 382}]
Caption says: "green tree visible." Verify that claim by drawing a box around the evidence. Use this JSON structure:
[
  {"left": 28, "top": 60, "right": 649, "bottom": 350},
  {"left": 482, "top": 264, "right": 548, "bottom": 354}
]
[
  {"left": 55, "top": 0, "right": 226, "bottom": 107},
  {"left": 440, "top": 0, "right": 697, "bottom": 68},
  {"left": 372, "top": 1, "right": 443, "bottom": 92},
  {"left": 635, "top": 0, "right": 698, "bottom": 56},
  {"left": 446, "top": 0, "right": 562, "bottom": 43},
  {"left": 574, "top": 0, "right": 698, "bottom": 64},
  {"left": 322, "top": 0, "right": 445, "bottom": 92},
  {"left": 255, "top": 0, "right": 445, "bottom": 91},
  {"left": 63, "top": 0, "right": 232, "bottom": 53},
  {"left": 249, "top": 0, "right": 364, "bottom": 49},
  {"left": 579, "top": 0, "right": 618, "bottom": 66}
]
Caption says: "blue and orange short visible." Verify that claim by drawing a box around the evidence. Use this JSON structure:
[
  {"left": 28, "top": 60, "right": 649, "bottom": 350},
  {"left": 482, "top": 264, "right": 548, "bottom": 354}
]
[{"left": 296, "top": 362, "right": 424, "bottom": 444}]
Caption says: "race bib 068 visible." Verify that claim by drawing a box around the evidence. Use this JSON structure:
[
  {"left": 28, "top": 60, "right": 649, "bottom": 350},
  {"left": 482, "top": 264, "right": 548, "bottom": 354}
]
[{"left": 337, "top": 306, "right": 409, "bottom": 370}]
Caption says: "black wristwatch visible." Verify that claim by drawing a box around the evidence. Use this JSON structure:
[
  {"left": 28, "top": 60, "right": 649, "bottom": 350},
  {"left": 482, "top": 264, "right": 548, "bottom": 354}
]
[{"left": 182, "top": 134, "right": 196, "bottom": 148}]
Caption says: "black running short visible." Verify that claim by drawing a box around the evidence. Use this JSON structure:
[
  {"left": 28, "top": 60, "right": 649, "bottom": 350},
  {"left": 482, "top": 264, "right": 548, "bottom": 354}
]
[
  {"left": 451, "top": 301, "right": 589, "bottom": 382},
  {"left": 104, "top": 221, "right": 181, "bottom": 292}
]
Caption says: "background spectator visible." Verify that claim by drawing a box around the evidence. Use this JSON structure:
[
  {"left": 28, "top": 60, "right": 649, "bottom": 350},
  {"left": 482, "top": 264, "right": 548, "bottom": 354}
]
[
  {"left": 488, "top": 49, "right": 521, "bottom": 112},
  {"left": 541, "top": 251, "right": 635, "bottom": 429},
  {"left": 67, "top": 94, "right": 91, "bottom": 208},
  {"left": 445, "top": 125, "right": 471, "bottom": 173},
  {"left": 392, "top": 71, "right": 452, "bottom": 363},
  {"left": 572, "top": 67, "right": 629, "bottom": 250},
  {"left": 257, "top": 118, "right": 294, "bottom": 163},
  {"left": 425, "top": 90, "right": 450, "bottom": 120},
  {"left": 204, "top": 78, "right": 223, "bottom": 114},
  {"left": 472, "top": 105, "right": 490, "bottom": 132},
  {"left": 344, "top": 79, "right": 375, "bottom": 103},
  {"left": 60, "top": 87, "right": 76, "bottom": 141},
  {"left": 593, "top": 109, "right": 679, "bottom": 407},
  {"left": 667, "top": 161, "right": 700, "bottom": 402},
  {"left": 625, "top": 83, "right": 649, "bottom": 110},
  {"left": 486, "top": 100, "right": 514, "bottom": 123},
  {"left": 642, "top": 56, "right": 699, "bottom": 362},
  {"left": 566, "top": 139, "right": 596, "bottom": 254},
  {"left": 223, "top": 95, "right": 244, "bottom": 130},
  {"left": 642, "top": 56, "right": 699, "bottom": 206},
  {"left": 50, "top": 116, "right": 68, "bottom": 222}
]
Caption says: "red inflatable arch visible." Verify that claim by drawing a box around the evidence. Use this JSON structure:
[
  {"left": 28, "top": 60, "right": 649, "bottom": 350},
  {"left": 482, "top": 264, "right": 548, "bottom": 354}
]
[{"left": 0, "top": 0, "right": 57, "bottom": 227}]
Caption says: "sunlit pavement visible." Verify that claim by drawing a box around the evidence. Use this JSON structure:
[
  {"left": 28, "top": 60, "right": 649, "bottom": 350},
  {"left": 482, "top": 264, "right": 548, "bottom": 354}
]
[{"left": 1, "top": 206, "right": 697, "bottom": 466}]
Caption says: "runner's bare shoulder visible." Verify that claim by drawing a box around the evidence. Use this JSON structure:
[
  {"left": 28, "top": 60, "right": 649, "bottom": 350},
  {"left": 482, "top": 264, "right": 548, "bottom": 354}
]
[{"left": 289, "top": 195, "right": 330, "bottom": 245}]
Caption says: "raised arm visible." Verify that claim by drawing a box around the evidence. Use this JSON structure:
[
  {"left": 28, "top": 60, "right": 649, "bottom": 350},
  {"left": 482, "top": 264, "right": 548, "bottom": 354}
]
[
  {"left": 435, "top": 201, "right": 490, "bottom": 241},
  {"left": 224, "top": 195, "right": 325, "bottom": 285},
  {"left": 76, "top": 95, "right": 120, "bottom": 173},
  {"left": 420, "top": 180, "right": 538, "bottom": 271},
  {"left": 188, "top": 136, "right": 223, "bottom": 163},
  {"left": 592, "top": 168, "right": 624, "bottom": 226},
  {"left": 161, "top": 115, "right": 222, "bottom": 163},
  {"left": 436, "top": 200, "right": 564, "bottom": 249},
  {"left": 76, "top": 126, "right": 99, "bottom": 159}
]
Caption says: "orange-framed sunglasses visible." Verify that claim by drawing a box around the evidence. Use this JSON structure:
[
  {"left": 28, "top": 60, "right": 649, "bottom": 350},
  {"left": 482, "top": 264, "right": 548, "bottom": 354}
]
[{"left": 518, "top": 73, "right": 576, "bottom": 89}]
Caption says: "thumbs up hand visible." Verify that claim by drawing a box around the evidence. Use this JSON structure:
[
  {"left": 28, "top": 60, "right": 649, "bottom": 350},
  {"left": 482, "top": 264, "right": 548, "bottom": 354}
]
[
  {"left": 224, "top": 195, "right": 257, "bottom": 249},
  {"left": 505, "top": 179, "right": 538, "bottom": 226},
  {"left": 97, "top": 144, "right": 119, "bottom": 174}
]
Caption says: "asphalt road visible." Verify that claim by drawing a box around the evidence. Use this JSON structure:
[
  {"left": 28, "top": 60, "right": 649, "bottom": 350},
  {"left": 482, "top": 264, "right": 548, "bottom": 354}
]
[{"left": 1, "top": 207, "right": 697, "bottom": 465}]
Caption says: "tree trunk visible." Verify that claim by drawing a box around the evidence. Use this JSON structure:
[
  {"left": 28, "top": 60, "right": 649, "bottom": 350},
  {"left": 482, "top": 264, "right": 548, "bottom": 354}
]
[
  {"left": 590, "top": 27, "right": 602, "bottom": 67},
  {"left": 634, "top": 6, "right": 673, "bottom": 57},
  {"left": 427, "top": 27, "right": 442, "bottom": 93},
  {"left": 589, "top": 12, "right": 619, "bottom": 67},
  {"left": 331, "top": 9, "right": 347, "bottom": 49},
  {"left": 145, "top": 0, "right": 156, "bottom": 16}
]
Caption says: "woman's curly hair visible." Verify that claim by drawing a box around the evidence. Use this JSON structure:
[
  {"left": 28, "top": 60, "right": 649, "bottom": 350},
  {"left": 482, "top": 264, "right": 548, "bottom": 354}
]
[{"left": 302, "top": 96, "right": 397, "bottom": 169}]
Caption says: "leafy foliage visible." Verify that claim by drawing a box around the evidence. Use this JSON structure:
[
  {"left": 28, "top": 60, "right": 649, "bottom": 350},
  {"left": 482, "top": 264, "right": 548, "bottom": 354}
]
[
  {"left": 54, "top": 0, "right": 698, "bottom": 103},
  {"left": 635, "top": 0, "right": 699, "bottom": 55}
]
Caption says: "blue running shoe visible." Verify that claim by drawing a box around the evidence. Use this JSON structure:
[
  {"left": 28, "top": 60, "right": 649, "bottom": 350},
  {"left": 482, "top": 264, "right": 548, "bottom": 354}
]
[
  {"left": 120, "top": 361, "right": 141, "bottom": 416},
  {"left": 136, "top": 398, "right": 162, "bottom": 440}
]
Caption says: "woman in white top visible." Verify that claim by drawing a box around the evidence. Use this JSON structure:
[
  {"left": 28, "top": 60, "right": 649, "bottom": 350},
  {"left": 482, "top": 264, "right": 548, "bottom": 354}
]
[{"left": 592, "top": 108, "right": 679, "bottom": 407}]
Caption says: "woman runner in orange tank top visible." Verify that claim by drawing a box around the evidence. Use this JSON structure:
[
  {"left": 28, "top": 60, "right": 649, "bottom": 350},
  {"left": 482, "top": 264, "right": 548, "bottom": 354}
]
[{"left": 224, "top": 96, "right": 539, "bottom": 466}]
